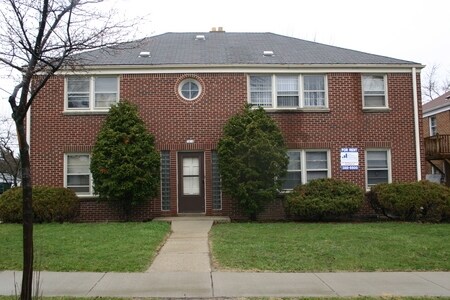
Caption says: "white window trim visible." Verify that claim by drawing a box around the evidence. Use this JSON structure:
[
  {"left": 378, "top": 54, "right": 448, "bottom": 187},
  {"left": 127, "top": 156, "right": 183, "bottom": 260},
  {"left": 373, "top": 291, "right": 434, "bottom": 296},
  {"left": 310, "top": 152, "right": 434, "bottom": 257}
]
[
  {"left": 178, "top": 78, "right": 202, "bottom": 101},
  {"left": 248, "top": 74, "right": 328, "bottom": 110},
  {"left": 282, "top": 150, "right": 303, "bottom": 191},
  {"left": 64, "top": 153, "right": 94, "bottom": 197},
  {"left": 282, "top": 149, "right": 331, "bottom": 191},
  {"left": 65, "top": 76, "right": 120, "bottom": 112},
  {"left": 429, "top": 116, "right": 437, "bottom": 136},
  {"left": 362, "top": 74, "right": 389, "bottom": 110},
  {"left": 365, "top": 148, "right": 392, "bottom": 190},
  {"left": 302, "top": 74, "right": 329, "bottom": 108},
  {"left": 305, "top": 149, "right": 331, "bottom": 183}
]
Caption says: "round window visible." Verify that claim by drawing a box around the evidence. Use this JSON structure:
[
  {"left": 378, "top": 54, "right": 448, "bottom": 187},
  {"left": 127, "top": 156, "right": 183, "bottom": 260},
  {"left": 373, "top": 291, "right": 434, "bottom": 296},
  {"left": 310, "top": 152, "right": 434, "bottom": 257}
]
[{"left": 179, "top": 79, "right": 201, "bottom": 101}]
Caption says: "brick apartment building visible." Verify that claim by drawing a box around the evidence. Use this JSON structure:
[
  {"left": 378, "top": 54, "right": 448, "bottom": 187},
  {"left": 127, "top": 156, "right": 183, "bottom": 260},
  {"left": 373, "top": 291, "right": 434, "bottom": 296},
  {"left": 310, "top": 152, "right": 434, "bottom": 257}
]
[
  {"left": 29, "top": 31, "right": 425, "bottom": 221},
  {"left": 423, "top": 91, "right": 450, "bottom": 185}
]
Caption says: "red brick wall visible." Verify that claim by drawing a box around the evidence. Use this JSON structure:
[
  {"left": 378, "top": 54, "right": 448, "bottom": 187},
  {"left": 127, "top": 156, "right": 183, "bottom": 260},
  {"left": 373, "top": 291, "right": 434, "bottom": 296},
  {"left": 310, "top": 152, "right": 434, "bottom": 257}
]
[
  {"left": 30, "top": 72, "right": 423, "bottom": 221},
  {"left": 272, "top": 73, "right": 423, "bottom": 187},
  {"left": 423, "top": 111, "right": 450, "bottom": 138}
]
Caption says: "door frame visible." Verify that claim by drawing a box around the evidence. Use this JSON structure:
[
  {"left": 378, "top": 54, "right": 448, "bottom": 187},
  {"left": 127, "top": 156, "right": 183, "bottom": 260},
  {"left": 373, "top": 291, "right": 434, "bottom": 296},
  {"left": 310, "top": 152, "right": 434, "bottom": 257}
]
[{"left": 177, "top": 151, "right": 205, "bottom": 213}]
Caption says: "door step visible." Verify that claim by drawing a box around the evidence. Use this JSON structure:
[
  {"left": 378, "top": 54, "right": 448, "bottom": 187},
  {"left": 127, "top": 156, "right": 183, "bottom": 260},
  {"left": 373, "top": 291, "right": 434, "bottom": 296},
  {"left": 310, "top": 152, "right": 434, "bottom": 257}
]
[
  {"left": 153, "top": 215, "right": 231, "bottom": 223},
  {"left": 177, "top": 213, "right": 206, "bottom": 217}
]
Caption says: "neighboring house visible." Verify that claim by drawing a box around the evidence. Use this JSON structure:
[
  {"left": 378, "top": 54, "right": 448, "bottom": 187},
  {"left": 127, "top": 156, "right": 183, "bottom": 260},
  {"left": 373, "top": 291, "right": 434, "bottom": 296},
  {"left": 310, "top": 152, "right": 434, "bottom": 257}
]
[
  {"left": 0, "top": 158, "right": 16, "bottom": 193},
  {"left": 0, "top": 173, "right": 13, "bottom": 194},
  {"left": 29, "top": 31, "right": 424, "bottom": 221},
  {"left": 422, "top": 91, "right": 450, "bottom": 185}
]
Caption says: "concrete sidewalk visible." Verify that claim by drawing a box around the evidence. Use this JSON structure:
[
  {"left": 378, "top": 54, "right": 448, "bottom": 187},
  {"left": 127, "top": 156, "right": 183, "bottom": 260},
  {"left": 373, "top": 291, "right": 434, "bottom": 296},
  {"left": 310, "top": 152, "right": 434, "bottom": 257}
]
[
  {"left": 1, "top": 218, "right": 449, "bottom": 298},
  {"left": 1, "top": 270, "right": 449, "bottom": 297}
]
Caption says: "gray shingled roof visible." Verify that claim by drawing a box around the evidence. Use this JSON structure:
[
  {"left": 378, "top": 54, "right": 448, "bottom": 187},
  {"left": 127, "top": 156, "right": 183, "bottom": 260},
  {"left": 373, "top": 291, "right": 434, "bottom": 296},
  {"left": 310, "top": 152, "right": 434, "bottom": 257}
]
[
  {"left": 75, "top": 32, "right": 420, "bottom": 66},
  {"left": 423, "top": 91, "right": 450, "bottom": 114}
]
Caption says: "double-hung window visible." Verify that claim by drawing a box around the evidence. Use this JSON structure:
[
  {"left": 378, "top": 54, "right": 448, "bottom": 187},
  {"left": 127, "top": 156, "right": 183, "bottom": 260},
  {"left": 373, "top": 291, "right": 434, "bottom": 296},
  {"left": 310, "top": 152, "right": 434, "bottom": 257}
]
[
  {"left": 281, "top": 150, "right": 330, "bottom": 190},
  {"left": 429, "top": 116, "right": 437, "bottom": 136},
  {"left": 304, "top": 75, "right": 326, "bottom": 107},
  {"left": 66, "top": 76, "right": 119, "bottom": 111},
  {"left": 362, "top": 74, "right": 387, "bottom": 108},
  {"left": 249, "top": 74, "right": 327, "bottom": 109},
  {"left": 366, "top": 149, "right": 391, "bottom": 189},
  {"left": 65, "top": 154, "right": 92, "bottom": 196},
  {"left": 281, "top": 151, "right": 302, "bottom": 190},
  {"left": 305, "top": 151, "right": 329, "bottom": 182},
  {"left": 250, "top": 75, "right": 272, "bottom": 107},
  {"left": 277, "top": 76, "right": 299, "bottom": 107}
]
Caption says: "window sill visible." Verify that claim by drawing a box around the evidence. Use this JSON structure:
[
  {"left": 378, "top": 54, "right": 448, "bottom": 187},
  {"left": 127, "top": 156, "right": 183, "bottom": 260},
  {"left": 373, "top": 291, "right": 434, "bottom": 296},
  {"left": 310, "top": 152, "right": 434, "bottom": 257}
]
[
  {"left": 279, "top": 189, "right": 293, "bottom": 194},
  {"left": 265, "top": 108, "right": 330, "bottom": 113},
  {"left": 63, "top": 110, "right": 110, "bottom": 116},
  {"left": 77, "top": 194, "right": 98, "bottom": 200},
  {"left": 362, "top": 108, "right": 391, "bottom": 113}
]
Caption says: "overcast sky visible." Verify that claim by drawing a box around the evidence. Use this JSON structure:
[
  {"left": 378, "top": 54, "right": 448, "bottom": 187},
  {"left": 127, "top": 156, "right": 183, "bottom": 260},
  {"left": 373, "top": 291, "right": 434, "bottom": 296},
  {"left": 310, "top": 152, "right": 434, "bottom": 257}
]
[{"left": 1, "top": 0, "right": 449, "bottom": 118}]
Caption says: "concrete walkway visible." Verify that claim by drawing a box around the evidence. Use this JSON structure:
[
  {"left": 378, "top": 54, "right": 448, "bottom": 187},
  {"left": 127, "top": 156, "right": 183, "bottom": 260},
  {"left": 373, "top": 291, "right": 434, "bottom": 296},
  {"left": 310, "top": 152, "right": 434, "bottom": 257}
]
[
  {"left": 147, "top": 216, "right": 221, "bottom": 272},
  {"left": 0, "top": 217, "right": 449, "bottom": 298}
]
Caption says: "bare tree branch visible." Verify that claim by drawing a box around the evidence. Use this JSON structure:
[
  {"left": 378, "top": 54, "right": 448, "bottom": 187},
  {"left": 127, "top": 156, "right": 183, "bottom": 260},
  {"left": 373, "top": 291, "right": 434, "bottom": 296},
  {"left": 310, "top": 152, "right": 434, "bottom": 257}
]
[
  {"left": 0, "top": 1, "right": 144, "bottom": 299},
  {"left": 422, "top": 63, "right": 450, "bottom": 103},
  {"left": 0, "top": 117, "right": 20, "bottom": 187}
]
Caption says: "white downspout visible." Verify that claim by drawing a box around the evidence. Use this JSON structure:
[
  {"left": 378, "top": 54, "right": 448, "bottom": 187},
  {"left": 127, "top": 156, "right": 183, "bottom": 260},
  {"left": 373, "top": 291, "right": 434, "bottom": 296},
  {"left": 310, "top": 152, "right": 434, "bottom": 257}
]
[
  {"left": 412, "top": 67, "right": 421, "bottom": 181},
  {"left": 26, "top": 106, "right": 31, "bottom": 149},
  {"left": 26, "top": 82, "right": 31, "bottom": 153}
]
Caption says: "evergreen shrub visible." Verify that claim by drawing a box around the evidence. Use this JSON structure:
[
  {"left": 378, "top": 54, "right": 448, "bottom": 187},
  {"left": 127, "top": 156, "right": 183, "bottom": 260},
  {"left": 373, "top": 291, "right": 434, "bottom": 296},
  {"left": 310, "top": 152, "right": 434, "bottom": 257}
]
[
  {"left": 285, "top": 178, "right": 364, "bottom": 220},
  {"left": 0, "top": 186, "right": 79, "bottom": 223},
  {"left": 367, "top": 181, "right": 450, "bottom": 222}
]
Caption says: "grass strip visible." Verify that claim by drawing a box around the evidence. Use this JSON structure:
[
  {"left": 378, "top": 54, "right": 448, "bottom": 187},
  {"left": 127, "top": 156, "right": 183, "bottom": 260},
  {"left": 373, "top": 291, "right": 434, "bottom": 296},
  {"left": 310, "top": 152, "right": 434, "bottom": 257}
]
[
  {"left": 0, "top": 222, "right": 170, "bottom": 272},
  {"left": 210, "top": 222, "right": 450, "bottom": 272}
]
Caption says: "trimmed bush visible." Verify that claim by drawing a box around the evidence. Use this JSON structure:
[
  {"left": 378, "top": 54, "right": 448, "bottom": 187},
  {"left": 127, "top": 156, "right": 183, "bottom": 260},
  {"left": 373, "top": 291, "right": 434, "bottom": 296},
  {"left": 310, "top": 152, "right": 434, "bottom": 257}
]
[
  {"left": 285, "top": 178, "right": 364, "bottom": 220},
  {"left": 0, "top": 187, "right": 21, "bottom": 222},
  {"left": 90, "top": 101, "right": 160, "bottom": 216},
  {"left": 0, "top": 186, "right": 79, "bottom": 223},
  {"left": 217, "top": 105, "right": 288, "bottom": 219},
  {"left": 367, "top": 181, "right": 450, "bottom": 222}
]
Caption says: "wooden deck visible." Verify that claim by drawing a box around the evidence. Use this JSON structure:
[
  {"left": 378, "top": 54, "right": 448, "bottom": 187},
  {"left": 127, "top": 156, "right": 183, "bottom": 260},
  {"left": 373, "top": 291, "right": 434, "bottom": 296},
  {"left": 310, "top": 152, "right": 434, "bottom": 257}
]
[{"left": 425, "top": 134, "right": 450, "bottom": 160}]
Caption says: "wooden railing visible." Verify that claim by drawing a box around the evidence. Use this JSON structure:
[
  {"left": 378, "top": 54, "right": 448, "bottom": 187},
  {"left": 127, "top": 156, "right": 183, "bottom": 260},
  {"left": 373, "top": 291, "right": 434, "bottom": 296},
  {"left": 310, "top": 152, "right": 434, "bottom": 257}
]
[{"left": 425, "top": 134, "right": 450, "bottom": 158}]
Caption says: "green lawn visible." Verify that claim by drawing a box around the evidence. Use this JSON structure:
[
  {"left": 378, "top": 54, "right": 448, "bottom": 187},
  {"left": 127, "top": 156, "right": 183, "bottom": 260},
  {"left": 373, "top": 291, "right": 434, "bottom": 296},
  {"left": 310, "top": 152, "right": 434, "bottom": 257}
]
[
  {"left": 210, "top": 223, "right": 450, "bottom": 272},
  {"left": 0, "top": 222, "right": 170, "bottom": 272}
]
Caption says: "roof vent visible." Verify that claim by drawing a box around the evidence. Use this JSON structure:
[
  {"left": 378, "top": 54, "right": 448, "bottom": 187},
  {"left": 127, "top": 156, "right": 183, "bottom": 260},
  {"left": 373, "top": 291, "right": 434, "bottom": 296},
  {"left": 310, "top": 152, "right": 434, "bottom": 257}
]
[
  {"left": 263, "top": 50, "right": 274, "bottom": 57},
  {"left": 210, "top": 27, "right": 225, "bottom": 32},
  {"left": 195, "top": 35, "right": 206, "bottom": 40},
  {"left": 139, "top": 51, "right": 151, "bottom": 58}
]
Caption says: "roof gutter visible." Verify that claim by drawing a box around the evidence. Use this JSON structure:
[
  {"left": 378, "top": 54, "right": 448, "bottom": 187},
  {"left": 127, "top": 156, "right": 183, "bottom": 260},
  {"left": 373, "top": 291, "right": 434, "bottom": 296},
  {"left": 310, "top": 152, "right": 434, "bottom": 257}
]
[
  {"left": 57, "top": 63, "right": 426, "bottom": 70},
  {"left": 53, "top": 63, "right": 425, "bottom": 76},
  {"left": 412, "top": 67, "right": 422, "bottom": 181},
  {"left": 423, "top": 105, "right": 450, "bottom": 118}
]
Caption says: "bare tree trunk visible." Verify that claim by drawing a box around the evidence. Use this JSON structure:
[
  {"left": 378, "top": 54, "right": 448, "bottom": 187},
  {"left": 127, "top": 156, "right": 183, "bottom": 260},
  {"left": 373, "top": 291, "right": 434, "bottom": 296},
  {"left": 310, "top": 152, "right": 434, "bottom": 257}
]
[{"left": 16, "top": 119, "right": 33, "bottom": 300}]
